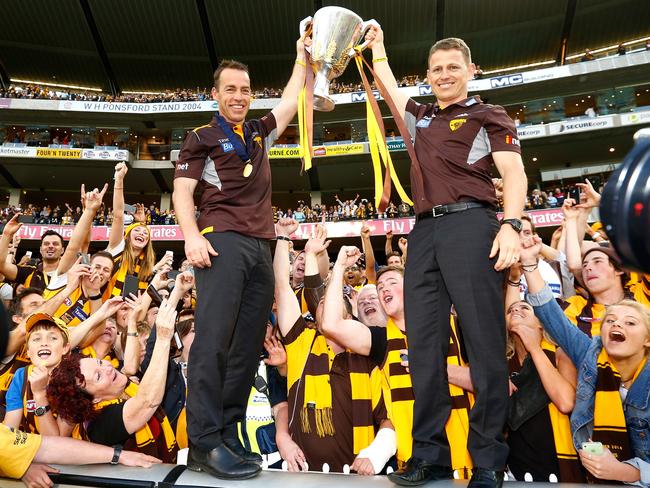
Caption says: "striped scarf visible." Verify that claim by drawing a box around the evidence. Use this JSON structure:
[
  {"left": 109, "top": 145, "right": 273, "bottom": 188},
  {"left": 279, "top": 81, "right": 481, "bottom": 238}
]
[
  {"left": 590, "top": 349, "right": 643, "bottom": 483},
  {"left": 300, "top": 332, "right": 380, "bottom": 455},
  {"left": 540, "top": 342, "right": 584, "bottom": 483},
  {"left": 80, "top": 381, "right": 178, "bottom": 463},
  {"left": 20, "top": 365, "right": 38, "bottom": 434},
  {"left": 380, "top": 316, "right": 473, "bottom": 477}
]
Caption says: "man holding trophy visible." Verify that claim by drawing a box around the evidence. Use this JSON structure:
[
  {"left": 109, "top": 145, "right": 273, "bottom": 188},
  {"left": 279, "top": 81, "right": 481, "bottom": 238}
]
[
  {"left": 173, "top": 35, "right": 310, "bottom": 479},
  {"left": 364, "top": 25, "right": 527, "bottom": 488}
]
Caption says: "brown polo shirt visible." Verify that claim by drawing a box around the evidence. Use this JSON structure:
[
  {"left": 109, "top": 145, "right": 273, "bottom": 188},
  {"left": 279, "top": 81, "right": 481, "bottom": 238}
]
[
  {"left": 174, "top": 112, "right": 278, "bottom": 239},
  {"left": 405, "top": 96, "right": 521, "bottom": 212}
]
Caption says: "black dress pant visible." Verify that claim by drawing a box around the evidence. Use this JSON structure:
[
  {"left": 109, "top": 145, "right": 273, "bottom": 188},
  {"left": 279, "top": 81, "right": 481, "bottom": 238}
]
[
  {"left": 404, "top": 207, "right": 509, "bottom": 470},
  {"left": 187, "top": 231, "right": 274, "bottom": 450}
]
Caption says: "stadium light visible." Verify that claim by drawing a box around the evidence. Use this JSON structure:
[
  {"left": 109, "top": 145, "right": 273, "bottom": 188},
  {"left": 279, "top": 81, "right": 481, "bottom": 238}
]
[{"left": 9, "top": 78, "right": 102, "bottom": 92}]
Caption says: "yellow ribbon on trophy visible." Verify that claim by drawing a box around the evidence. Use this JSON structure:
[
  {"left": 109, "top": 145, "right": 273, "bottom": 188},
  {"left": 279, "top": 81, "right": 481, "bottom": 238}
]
[
  {"left": 296, "top": 45, "right": 413, "bottom": 210},
  {"left": 354, "top": 51, "right": 413, "bottom": 209}
]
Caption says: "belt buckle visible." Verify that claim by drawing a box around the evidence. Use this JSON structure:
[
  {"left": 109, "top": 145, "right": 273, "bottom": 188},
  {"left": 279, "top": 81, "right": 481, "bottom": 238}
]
[{"left": 432, "top": 205, "right": 444, "bottom": 217}]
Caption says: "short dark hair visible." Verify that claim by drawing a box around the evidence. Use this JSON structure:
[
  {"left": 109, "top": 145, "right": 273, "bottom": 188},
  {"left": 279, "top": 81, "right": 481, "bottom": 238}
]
[
  {"left": 41, "top": 230, "right": 64, "bottom": 246},
  {"left": 429, "top": 37, "right": 472, "bottom": 65},
  {"left": 11, "top": 287, "right": 44, "bottom": 317},
  {"left": 376, "top": 265, "right": 404, "bottom": 283},
  {"left": 213, "top": 60, "right": 249, "bottom": 90},
  {"left": 91, "top": 250, "right": 114, "bottom": 264},
  {"left": 521, "top": 214, "right": 536, "bottom": 234},
  {"left": 386, "top": 251, "right": 401, "bottom": 259}
]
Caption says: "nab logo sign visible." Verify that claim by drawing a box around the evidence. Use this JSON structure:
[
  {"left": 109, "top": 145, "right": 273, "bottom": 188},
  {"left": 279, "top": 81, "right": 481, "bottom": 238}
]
[{"left": 489, "top": 74, "right": 524, "bottom": 88}]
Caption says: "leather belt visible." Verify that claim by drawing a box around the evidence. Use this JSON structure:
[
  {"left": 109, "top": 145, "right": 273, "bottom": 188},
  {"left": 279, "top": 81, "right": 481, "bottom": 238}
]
[{"left": 416, "top": 201, "right": 489, "bottom": 221}]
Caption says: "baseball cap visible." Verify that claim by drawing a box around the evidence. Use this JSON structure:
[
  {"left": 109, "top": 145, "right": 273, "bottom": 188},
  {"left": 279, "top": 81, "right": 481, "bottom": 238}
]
[{"left": 25, "top": 312, "right": 69, "bottom": 340}]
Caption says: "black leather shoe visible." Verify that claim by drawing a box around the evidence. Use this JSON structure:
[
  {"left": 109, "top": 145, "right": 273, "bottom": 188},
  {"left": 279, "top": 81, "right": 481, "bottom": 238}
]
[
  {"left": 387, "top": 457, "right": 453, "bottom": 486},
  {"left": 223, "top": 436, "right": 263, "bottom": 465},
  {"left": 467, "top": 469, "right": 504, "bottom": 488},
  {"left": 187, "top": 443, "right": 261, "bottom": 480}
]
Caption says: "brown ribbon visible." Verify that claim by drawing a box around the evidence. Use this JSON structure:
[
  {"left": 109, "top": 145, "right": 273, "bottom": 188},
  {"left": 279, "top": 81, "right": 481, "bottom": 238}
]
[{"left": 358, "top": 55, "right": 426, "bottom": 211}]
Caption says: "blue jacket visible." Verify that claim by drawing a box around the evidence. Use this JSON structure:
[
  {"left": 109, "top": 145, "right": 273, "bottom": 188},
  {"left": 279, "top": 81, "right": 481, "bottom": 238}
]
[{"left": 527, "top": 285, "right": 650, "bottom": 487}]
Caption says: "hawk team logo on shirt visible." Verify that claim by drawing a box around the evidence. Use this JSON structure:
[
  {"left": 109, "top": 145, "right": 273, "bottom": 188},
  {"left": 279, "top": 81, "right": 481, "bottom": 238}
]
[
  {"left": 449, "top": 118, "right": 467, "bottom": 131},
  {"left": 253, "top": 135, "right": 262, "bottom": 148},
  {"left": 505, "top": 135, "right": 520, "bottom": 146},
  {"left": 221, "top": 142, "right": 234, "bottom": 152}
]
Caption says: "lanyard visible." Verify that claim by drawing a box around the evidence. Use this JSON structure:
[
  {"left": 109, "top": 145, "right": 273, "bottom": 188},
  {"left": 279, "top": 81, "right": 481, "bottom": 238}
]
[{"left": 214, "top": 112, "right": 251, "bottom": 163}]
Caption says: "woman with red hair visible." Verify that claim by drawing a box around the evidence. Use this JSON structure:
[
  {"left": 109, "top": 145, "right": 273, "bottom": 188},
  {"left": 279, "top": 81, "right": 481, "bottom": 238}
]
[{"left": 47, "top": 291, "right": 187, "bottom": 463}]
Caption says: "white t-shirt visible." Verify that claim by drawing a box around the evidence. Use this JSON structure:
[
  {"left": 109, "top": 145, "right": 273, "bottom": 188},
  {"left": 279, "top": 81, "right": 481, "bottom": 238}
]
[{"left": 520, "top": 259, "right": 562, "bottom": 299}]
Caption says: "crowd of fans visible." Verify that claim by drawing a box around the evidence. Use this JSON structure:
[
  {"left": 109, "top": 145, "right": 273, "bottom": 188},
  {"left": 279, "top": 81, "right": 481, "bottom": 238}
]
[
  {"left": 0, "top": 181, "right": 604, "bottom": 230},
  {"left": 2, "top": 42, "right": 646, "bottom": 106},
  {"left": 0, "top": 166, "right": 648, "bottom": 487}
]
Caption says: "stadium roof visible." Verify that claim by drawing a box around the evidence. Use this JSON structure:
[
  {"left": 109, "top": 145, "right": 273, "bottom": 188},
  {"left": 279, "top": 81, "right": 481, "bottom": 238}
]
[{"left": 0, "top": 0, "right": 648, "bottom": 93}]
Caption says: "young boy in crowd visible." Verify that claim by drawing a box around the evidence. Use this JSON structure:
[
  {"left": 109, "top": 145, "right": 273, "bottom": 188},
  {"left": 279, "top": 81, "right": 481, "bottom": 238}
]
[{"left": 3, "top": 313, "right": 69, "bottom": 435}]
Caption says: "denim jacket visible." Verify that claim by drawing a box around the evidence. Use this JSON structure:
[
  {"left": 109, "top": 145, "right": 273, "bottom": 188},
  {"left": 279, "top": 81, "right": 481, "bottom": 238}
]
[{"left": 527, "top": 285, "right": 650, "bottom": 487}]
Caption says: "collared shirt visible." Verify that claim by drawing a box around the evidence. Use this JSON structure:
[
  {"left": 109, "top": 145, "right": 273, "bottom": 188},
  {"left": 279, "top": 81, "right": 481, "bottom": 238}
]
[
  {"left": 405, "top": 96, "right": 521, "bottom": 212},
  {"left": 174, "top": 113, "right": 278, "bottom": 239}
]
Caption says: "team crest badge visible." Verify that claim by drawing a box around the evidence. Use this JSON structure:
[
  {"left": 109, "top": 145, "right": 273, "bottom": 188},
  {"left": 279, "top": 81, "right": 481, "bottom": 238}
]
[{"left": 449, "top": 118, "right": 467, "bottom": 131}]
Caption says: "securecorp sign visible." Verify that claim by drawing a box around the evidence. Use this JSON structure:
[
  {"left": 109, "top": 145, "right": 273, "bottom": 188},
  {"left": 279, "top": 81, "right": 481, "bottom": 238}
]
[{"left": 35, "top": 148, "right": 82, "bottom": 159}]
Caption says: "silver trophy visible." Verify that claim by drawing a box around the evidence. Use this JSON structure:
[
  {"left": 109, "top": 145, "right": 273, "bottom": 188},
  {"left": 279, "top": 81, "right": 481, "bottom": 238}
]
[{"left": 300, "top": 7, "right": 378, "bottom": 112}]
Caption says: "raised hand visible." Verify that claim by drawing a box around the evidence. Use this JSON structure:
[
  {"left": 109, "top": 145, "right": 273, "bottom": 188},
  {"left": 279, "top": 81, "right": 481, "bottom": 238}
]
[
  {"left": 84, "top": 184, "right": 109, "bottom": 212},
  {"left": 398, "top": 237, "right": 408, "bottom": 253},
  {"left": 276, "top": 218, "right": 299, "bottom": 237},
  {"left": 575, "top": 178, "right": 601, "bottom": 209},
  {"left": 2, "top": 213, "right": 23, "bottom": 237},
  {"left": 154, "top": 298, "right": 177, "bottom": 341},
  {"left": 336, "top": 246, "right": 361, "bottom": 268},
  {"left": 360, "top": 222, "right": 371, "bottom": 240},
  {"left": 562, "top": 198, "right": 581, "bottom": 220},
  {"left": 519, "top": 234, "right": 543, "bottom": 266},
  {"left": 304, "top": 224, "right": 330, "bottom": 255},
  {"left": 114, "top": 161, "right": 128, "bottom": 181}
]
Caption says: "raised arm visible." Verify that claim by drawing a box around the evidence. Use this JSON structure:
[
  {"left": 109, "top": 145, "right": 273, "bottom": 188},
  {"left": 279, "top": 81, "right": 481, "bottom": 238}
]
[
  {"left": 121, "top": 298, "right": 176, "bottom": 434},
  {"left": 0, "top": 213, "right": 22, "bottom": 281},
  {"left": 510, "top": 323, "right": 576, "bottom": 414},
  {"left": 274, "top": 219, "right": 301, "bottom": 337},
  {"left": 360, "top": 223, "right": 376, "bottom": 284},
  {"left": 365, "top": 24, "right": 410, "bottom": 118},
  {"left": 321, "top": 246, "right": 372, "bottom": 355},
  {"left": 562, "top": 199, "right": 583, "bottom": 279},
  {"left": 384, "top": 229, "right": 394, "bottom": 259},
  {"left": 68, "top": 297, "right": 125, "bottom": 349},
  {"left": 271, "top": 35, "right": 307, "bottom": 136},
  {"left": 108, "top": 162, "right": 127, "bottom": 251},
  {"left": 57, "top": 185, "right": 108, "bottom": 276},
  {"left": 521, "top": 235, "right": 591, "bottom": 366}
]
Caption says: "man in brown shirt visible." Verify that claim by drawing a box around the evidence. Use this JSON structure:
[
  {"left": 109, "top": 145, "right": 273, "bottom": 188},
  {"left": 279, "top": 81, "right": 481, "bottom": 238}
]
[
  {"left": 172, "top": 36, "right": 309, "bottom": 480},
  {"left": 366, "top": 26, "right": 527, "bottom": 488}
]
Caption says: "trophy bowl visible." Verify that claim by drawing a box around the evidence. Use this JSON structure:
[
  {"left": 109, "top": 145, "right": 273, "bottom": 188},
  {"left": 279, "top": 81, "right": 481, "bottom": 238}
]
[{"left": 301, "top": 7, "right": 377, "bottom": 111}]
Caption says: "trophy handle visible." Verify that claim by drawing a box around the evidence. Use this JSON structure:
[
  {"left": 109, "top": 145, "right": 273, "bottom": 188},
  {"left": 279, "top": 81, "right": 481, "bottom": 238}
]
[
  {"left": 349, "top": 19, "right": 380, "bottom": 55},
  {"left": 299, "top": 16, "right": 313, "bottom": 54}
]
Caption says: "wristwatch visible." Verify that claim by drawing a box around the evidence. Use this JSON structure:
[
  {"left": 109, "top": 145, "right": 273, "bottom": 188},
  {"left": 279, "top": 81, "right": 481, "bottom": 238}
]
[
  {"left": 501, "top": 218, "right": 523, "bottom": 233},
  {"left": 34, "top": 405, "right": 51, "bottom": 417},
  {"left": 111, "top": 445, "right": 123, "bottom": 465}
]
